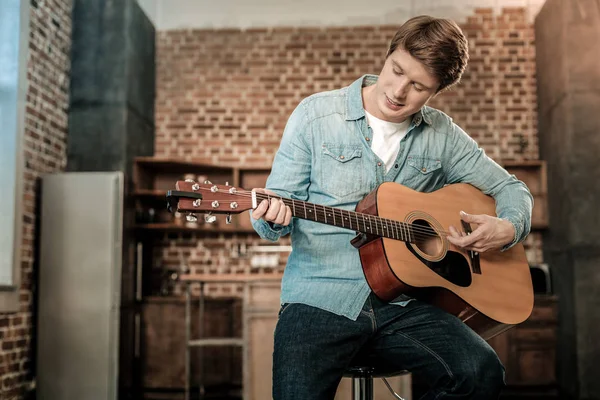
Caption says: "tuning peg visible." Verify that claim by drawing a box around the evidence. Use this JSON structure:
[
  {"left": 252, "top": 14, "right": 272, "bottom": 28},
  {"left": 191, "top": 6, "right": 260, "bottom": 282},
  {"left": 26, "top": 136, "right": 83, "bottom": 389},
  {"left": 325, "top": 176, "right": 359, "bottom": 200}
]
[
  {"left": 186, "top": 213, "right": 198, "bottom": 222},
  {"left": 205, "top": 213, "right": 217, "bottom": 224},
  {"left": 226, "top": 214, "right": 232, "bottom": 224}
]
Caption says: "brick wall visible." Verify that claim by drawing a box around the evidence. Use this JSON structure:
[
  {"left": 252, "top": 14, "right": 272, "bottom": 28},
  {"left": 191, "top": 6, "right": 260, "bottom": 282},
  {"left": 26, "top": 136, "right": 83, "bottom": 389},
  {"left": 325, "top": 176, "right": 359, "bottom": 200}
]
[
  {"left": 154, "top": 6, "right": 542, "bottom": 294},
  {"left": 0, "top": 0, "right": 72, "bottom": 398},
  {"left": 155, "top": 7, "right": 538, "bottom": 163}
]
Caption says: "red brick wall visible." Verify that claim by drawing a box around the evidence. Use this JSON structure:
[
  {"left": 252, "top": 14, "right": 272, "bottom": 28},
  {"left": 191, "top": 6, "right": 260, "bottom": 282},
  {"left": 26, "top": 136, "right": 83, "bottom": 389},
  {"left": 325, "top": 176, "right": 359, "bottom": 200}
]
[
  {"left": 431, "top": 7, "right": 538, "bottom": 161},
  {"left": 155, "top": 7, "right": 538, "bottom": 164},
  {"left": 0, "top": 0, "right": 72, "bottom": 398},
  {"left": 154, "top": 6, "right": 542, "bottom": 293}
]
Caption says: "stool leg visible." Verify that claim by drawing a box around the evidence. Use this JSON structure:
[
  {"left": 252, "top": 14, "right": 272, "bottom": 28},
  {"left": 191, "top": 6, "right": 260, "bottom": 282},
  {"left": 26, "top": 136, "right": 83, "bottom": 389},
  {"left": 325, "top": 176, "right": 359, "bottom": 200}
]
[{"left": 352, "top": 376, "right": 374, "bottom": 400}]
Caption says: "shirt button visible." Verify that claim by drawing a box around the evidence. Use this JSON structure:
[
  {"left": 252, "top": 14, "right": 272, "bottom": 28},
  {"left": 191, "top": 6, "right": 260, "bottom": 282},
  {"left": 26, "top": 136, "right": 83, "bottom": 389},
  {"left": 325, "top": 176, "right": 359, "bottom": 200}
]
[
  {"left": 422, "top": 167, "right": 427, "bottom": 172},
  {"left": 378, "top": 162, "right": 382, "bottom": 167},
  {"left": 366, "top": 137, "right": 370, "bottom": 141},
  {"left": 340, "top": 155, "right": 345, "bottom": 160}
]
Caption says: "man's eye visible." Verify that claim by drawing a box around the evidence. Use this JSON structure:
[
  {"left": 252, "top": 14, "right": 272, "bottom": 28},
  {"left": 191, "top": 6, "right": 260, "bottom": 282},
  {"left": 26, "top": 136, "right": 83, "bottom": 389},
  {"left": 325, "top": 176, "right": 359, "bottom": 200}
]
[
  {"left": 413, "top": 84, "right": 423, "bottom": 92},
  {"left": 394, "top": 69, "right": 403, "bottom": 75}
]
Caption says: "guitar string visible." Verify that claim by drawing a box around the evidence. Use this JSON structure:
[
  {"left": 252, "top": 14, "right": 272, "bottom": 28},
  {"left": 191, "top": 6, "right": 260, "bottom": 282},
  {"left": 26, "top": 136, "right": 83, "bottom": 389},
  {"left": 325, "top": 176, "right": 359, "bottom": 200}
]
[
  {"left": 181, "top": 187, "right": 448, "bottom": 240},
  {"left": 257, "top": 194, "right": 445, "bottom": 240},
  {"left": 180, "top": 187, "right": 454, "bottom": 239}
]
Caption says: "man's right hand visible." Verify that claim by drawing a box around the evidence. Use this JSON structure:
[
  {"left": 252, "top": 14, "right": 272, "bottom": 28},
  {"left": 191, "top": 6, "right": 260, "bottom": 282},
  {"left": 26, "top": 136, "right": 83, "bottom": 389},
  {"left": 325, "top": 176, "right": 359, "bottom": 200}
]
[{"left": 251, "top": 188, "right": 293, "bottom": 226}]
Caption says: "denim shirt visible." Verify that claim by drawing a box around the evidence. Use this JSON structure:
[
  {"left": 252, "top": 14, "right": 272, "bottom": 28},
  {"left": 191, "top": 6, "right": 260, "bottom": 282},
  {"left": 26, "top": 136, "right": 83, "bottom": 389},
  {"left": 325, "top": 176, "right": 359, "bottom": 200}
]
[{"left": 251, "top": 74, "right": 533, "bottom": 321}]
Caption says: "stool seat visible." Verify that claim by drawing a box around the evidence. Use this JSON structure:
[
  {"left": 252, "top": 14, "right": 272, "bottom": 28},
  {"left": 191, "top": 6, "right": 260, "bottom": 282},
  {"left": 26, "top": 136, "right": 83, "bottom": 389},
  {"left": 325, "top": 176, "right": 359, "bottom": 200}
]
[{"left": 344, "top": 365, "right": 409, "bottom": 378}]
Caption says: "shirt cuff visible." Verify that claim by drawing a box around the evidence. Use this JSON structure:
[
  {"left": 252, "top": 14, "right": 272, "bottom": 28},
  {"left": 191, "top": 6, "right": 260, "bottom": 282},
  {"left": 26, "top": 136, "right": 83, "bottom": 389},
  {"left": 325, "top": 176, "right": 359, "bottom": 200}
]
[
  {"left": 250, "top": 211, "right": 285, "bottom": 242},
  {"left": 500, "top": 217, "right": 520, "bottom": 251}
]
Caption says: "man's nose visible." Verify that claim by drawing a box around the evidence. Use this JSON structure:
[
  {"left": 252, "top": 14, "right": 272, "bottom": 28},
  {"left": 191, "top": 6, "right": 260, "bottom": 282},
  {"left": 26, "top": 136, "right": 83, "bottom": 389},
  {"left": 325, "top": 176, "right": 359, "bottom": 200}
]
[{"left": 392, "top": 77, "right": 409, "bottom": 99}]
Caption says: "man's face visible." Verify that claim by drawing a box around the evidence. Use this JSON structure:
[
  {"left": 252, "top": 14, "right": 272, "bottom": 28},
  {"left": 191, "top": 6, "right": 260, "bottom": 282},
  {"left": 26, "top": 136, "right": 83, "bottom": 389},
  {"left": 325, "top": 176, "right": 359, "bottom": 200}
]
[{"left": 369, "top": 47, "right": 440, "bottom": 123}]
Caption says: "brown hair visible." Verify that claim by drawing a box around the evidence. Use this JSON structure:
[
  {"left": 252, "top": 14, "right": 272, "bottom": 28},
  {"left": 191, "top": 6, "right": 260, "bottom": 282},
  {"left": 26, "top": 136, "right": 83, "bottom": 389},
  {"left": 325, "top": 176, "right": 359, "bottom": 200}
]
[{"left": 387, "top": 15, "right": 469, "bottom": 92}]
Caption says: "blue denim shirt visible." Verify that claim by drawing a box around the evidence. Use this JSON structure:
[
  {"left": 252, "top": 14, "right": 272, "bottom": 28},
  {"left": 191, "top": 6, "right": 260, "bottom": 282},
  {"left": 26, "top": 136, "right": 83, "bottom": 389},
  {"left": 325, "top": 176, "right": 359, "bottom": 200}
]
[{"left": 251, "top": 74, "right": 533, "bottom": 320}]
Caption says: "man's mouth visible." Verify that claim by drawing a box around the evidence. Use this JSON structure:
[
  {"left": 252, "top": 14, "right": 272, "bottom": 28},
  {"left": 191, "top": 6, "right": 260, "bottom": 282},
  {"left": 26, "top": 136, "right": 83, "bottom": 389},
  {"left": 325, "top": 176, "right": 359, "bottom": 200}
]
[{"left": 386, "top": 95, "right": 404, "bottom": 109}]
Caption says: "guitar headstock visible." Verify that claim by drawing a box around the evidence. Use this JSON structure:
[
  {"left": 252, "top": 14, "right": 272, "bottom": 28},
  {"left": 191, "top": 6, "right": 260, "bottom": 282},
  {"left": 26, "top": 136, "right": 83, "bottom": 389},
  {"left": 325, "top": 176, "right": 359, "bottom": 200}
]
[{"left": 166, "top": 180, "right": 253, "bottom": 224}]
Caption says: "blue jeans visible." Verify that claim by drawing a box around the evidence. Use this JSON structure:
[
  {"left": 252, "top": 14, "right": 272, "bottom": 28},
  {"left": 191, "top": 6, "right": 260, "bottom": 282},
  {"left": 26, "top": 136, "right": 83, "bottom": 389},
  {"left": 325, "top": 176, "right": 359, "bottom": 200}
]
[{"left": 272, "top": 293, "right": 505, "bottom": 400}]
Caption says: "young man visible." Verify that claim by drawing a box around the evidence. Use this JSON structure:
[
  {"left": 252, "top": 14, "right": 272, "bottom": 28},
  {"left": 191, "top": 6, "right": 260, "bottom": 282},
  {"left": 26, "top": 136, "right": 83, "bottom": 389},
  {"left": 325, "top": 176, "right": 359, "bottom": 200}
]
[{"left": 251, "top": 15, "right": 533, "bottom": 400}]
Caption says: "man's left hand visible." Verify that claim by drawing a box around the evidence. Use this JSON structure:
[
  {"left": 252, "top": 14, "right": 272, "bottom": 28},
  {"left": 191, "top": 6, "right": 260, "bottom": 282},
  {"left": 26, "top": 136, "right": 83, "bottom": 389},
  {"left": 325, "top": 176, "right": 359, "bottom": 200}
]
[{"left": 447, "top": 211, "right": 515, "bottom": 253}]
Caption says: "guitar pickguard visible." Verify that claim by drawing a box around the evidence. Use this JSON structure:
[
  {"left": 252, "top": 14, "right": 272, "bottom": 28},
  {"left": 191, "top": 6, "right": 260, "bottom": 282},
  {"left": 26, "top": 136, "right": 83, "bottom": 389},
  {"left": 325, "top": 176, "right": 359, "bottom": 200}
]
[{"left": 406, "top": 243, "right": 472, "bottom": 287}]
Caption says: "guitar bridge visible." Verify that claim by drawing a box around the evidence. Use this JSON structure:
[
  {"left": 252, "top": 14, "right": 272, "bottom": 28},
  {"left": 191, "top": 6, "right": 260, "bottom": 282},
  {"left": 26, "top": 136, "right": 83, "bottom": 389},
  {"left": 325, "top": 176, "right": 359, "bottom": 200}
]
[{"left": 461, "top": 220, "right": 481, "bottom": 275}]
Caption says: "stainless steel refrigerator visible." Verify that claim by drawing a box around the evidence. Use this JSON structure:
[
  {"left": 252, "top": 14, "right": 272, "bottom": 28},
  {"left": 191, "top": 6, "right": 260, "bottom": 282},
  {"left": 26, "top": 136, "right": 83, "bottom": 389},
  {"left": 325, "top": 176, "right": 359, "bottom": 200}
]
[{"left": 37, "top": 172, "right": 124, "bottom": 399}]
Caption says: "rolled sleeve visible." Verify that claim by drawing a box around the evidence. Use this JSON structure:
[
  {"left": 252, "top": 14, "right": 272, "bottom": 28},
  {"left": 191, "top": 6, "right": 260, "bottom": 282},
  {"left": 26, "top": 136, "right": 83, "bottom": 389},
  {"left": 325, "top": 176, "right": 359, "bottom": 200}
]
[
  {"left": 445, "top": 121, "right": 533, "bottom": 248},
  {"left": 249, "top": 211, "right": 291, "bottom": 242}
]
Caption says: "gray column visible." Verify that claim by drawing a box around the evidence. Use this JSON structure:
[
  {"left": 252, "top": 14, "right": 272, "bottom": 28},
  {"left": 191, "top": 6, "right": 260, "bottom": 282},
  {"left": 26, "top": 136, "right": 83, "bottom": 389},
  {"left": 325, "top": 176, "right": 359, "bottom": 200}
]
[
  {"left": 68, "top": 0, "right": 155, "bottom": 177},
  {"left": 67, "top": 0, "right": 156, "bottom": 396},
  {"left": 535, "top": 1, "right": 600, "bottom": 399}
]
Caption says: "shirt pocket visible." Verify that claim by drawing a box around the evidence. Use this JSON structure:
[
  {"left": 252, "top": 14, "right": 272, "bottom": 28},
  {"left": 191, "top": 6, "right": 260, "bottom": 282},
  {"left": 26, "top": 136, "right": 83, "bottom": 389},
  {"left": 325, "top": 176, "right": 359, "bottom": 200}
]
[
  {"left": 321, "top": 143, "right": 364, "bottom": 198},
  {"left": 404, "top": 155, "right": 444, "bottom": 188}
]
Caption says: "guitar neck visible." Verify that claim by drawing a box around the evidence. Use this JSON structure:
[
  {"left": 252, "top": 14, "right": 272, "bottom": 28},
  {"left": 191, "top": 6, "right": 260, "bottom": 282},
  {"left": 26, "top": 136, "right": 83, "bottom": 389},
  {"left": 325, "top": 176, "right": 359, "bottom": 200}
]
[{"left": 255, "top": 193, "right": 417, "bottom": 243}]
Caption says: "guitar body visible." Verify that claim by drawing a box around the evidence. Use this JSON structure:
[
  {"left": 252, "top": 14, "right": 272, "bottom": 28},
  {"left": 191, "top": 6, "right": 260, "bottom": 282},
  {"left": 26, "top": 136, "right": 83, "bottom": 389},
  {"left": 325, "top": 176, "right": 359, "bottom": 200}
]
[{"left": 353, "top": 182, "right": 534, "bottom": 340}]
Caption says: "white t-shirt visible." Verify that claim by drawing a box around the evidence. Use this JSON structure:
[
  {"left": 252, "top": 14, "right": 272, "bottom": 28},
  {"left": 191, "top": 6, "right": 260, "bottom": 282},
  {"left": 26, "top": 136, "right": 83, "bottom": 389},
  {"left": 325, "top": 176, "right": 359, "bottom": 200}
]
[{"left": 365, "top": 110, "right": 411, "bottom": 173}]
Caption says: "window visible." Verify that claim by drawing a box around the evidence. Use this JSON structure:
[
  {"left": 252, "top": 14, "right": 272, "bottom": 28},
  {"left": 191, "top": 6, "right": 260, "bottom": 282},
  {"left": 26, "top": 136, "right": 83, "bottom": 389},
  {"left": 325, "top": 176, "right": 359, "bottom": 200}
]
[{"left": 0, "top": 0, "right": 28, "bottom": 312}]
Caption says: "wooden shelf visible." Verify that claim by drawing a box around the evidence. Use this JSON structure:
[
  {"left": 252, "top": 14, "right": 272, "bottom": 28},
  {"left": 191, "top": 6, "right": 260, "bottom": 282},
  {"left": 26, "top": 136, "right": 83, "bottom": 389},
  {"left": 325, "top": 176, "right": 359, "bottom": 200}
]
[
  {"left": 143, "top": 295, "right": 240, "bottom": 303},
  {"left": 134, "top": 222, "right": 257, "bottom": 234},
  {"left": 179, "top": 273, "right": 283, "bottom": 283},
  {"left": 502, "top": 160, "right": 548, "bottom": 230},
  {"left": 143, "top": 295, "right": 187, "bottom": 303},
  {"left": 502, "top": 160, "right": 545, "bottom": 167},
  {"left": 133, "top": 159, "right": 272, "bottom": 394},
  {"left": 134, "top": 157, "right": 235, "bottom": 173},
  {"left": 134, "top": 189, "right": 167, "bottom": 198}
]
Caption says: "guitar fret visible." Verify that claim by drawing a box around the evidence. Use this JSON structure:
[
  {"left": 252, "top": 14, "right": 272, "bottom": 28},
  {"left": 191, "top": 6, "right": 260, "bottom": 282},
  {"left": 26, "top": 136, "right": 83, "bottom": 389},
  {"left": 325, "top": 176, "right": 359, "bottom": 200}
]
[
  {"left": 276, "top": 196, "right": 415, "bottom": 244},
  {"left": 250, "top": 194, "right": 423, "bottom": 244}
]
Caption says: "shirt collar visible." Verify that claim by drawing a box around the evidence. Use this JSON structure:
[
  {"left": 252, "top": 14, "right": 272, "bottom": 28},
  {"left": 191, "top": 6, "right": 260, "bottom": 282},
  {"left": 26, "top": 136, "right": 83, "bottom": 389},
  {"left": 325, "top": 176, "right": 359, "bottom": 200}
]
[{"left": 345, "top": 74, "right": 432, "bottom": 126}]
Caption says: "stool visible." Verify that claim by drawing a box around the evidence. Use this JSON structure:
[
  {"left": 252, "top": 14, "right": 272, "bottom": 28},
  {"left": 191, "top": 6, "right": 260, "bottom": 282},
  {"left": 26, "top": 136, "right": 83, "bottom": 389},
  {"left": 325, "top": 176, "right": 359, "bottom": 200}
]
[{"left": 343, "top": 366, "right": 407, "bottom": 400}]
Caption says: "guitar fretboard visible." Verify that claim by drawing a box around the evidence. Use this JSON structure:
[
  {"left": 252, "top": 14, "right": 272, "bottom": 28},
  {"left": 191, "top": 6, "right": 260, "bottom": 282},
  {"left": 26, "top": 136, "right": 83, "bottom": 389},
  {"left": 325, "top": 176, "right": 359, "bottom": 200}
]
[{"left": 256, "top": 193, "right": 418, "bottom": 243}]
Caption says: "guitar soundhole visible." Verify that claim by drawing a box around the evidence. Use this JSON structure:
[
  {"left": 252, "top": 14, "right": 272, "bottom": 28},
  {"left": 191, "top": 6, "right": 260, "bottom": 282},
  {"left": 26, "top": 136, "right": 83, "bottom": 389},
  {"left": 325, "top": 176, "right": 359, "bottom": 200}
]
[{"left": 412, "top": 219, "right": 443, "bottom": 258}]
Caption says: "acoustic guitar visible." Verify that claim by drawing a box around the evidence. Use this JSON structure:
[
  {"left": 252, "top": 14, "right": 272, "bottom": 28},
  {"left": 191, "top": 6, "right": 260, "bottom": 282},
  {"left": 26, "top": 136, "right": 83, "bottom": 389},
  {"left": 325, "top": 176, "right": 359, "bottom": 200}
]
[{"left": 166, "top": 180, "right": 534, "bottom": 340}]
